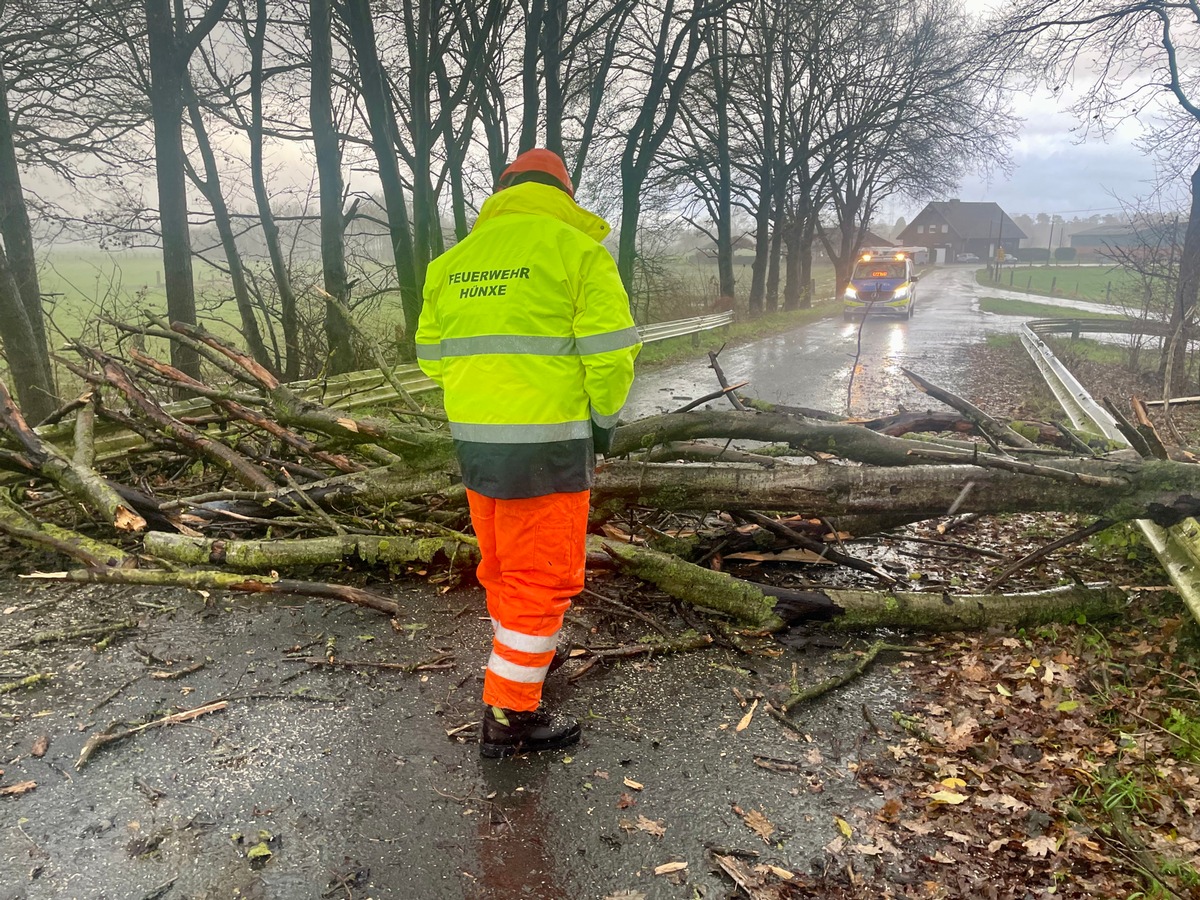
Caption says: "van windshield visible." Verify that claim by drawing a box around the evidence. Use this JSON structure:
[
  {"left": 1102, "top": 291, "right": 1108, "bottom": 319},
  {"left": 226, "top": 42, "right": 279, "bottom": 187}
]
[{"left": 852, "top": 261, "right": 906, "bottom": 280}]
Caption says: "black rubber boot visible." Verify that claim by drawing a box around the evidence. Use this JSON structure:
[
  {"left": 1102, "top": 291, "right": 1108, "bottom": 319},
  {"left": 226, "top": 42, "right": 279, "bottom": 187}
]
[{"left": 480, "top": 705, "right": 581, "bottom": 759}]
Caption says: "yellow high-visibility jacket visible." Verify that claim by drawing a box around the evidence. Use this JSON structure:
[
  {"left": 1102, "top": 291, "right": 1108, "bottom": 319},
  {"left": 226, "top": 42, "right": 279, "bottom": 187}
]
[{"left": 415, "top": 182, "right": 641, "bottom": 499}]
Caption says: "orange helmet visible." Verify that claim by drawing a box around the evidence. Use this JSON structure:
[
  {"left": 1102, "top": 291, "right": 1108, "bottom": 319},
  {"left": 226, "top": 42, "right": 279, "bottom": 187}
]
[{"left": 497, "top": 148, "right": 574, "bottom": 198}]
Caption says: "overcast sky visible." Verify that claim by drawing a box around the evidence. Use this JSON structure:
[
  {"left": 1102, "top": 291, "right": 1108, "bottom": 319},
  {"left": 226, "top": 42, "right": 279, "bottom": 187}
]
[
  {"left": 908, "top": 0, "right": 1164, "bottom": 222},
  {"left": 944, "top": 92, "right": 1160, "bottom": 221}
]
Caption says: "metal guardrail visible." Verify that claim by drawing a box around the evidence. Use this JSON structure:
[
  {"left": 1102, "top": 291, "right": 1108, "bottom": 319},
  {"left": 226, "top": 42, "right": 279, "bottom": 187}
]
[
  {"left": 1020, "top": 321, "right": 1200, "bottom": 625},
  {"left": 637, "top": 311, "right": 734, "bottom": 344},
  {"left": 1026, "top": 316, "right": 1173, "bottom": 340}
]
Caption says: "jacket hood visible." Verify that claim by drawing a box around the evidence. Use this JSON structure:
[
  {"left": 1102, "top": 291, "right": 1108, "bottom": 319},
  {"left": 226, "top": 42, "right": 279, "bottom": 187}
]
[{"left": 475, "top": 182, "right": 611, "bottom": 243}]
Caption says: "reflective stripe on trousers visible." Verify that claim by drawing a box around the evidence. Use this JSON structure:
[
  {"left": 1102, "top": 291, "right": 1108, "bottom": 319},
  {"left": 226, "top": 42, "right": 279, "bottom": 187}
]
[{"left": 467, "top": 488, "right": 589, "bottom": 711}]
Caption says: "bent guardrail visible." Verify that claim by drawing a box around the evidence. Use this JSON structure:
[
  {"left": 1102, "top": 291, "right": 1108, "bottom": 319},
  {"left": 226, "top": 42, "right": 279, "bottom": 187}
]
[{"left": 1020, "top": 320, "right": 1200, "bottom": 624}]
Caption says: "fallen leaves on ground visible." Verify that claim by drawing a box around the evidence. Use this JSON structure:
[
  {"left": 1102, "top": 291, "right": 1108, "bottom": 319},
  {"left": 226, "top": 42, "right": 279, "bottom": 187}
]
[
  {"left": 803, "top": 601, "right": 1200, "bottom": 899},
  {"left": 733, "top": 803, "right": 777, "bottom": 843}
]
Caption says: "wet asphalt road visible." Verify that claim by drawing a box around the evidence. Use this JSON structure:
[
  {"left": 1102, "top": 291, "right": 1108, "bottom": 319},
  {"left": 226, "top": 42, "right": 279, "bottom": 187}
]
[
  {"left": 0, "top": 267, "right": 1110, "bottom": 899},
  {"left": 627, "top": 265, "right": 1112, "bottom": 420},
  {"left": 1, "top": 582, "right": 903, "bottom": 900}
]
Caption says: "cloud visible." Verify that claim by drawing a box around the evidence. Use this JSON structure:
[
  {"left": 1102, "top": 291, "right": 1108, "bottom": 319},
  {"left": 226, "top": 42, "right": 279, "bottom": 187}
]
[
  {"left": 956, "top": 137, "right": 1158, "bottom": 218},
  {"left": 906, "top": 88, "right": 1164, "bottom": 219}
]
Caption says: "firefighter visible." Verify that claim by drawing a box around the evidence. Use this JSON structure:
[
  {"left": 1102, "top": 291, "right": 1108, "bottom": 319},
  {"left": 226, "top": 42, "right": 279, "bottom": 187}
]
[{"left": 415, "top": 149, "right": 641, "bottom": 758}]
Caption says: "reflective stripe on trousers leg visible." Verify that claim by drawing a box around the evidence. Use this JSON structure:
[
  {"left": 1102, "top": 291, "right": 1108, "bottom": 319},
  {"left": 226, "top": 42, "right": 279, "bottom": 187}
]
[
  {"left": 476, "top": 489, "right": 589, "bottom": 711},
  {"left": 491, "top": 618, "right": 560, "bottom": 654}
]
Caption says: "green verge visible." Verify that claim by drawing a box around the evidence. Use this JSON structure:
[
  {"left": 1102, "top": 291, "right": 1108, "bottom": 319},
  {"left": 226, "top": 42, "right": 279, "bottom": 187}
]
[
  {"left": 974, "top": 264, "right": 1137, "bottom": 305},
  {"left": 978, "top": 297, "right": 1127, "bottom": 320}
]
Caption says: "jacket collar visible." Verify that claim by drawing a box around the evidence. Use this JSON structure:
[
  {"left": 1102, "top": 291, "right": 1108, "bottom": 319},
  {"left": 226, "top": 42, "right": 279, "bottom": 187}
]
[{"left": 475, "top": 182, "right": 611, "bottom": 242}]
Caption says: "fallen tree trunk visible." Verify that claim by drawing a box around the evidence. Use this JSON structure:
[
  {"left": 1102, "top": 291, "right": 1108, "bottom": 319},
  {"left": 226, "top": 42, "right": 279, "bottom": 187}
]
[
  {"left": 816, "top": 582, "right": 1127, "bottom": 631},
  {"left": 0, "top": 504, "right": 133, "bottom": 568},
  {"left": 590, "top": 458, "right": 1200, "bottom": 527},
  {"left": 143, "top": 529, "right": 479, "bottom": 572},
  {"left": 610, "top": 410, "right": 928, "bottom": 466},
  {"left": 0, "top": 379, "right": 146, "bottom": 532},
  {"left": 599, "top": 538, "right": 1127, "bottom": 630}
]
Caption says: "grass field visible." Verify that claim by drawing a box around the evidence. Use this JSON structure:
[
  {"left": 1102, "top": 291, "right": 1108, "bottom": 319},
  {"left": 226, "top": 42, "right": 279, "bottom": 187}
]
[
  {"left": 19, "top": 248, "right": 833, "bottom": 395},
  {"left": 975, "top": 263, "right": 1138, "bottom": 305},
  {"left": 978, "top": 296, "right": 1128, "bottom": 319},
  {"left": 39, "top": 249, "right": 237, "bottom": 342},
  {"left": 658, "top": 256, "right": 838, "bottom": 313}
]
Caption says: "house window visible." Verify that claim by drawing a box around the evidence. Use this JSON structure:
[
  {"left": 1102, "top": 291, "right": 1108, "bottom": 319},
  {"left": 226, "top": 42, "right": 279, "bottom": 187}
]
[
  {"left": 942, "top": 224, "right": 949, "bottom": 233},
  {"left": 917, "top": 225, "right": 924, "bottom": 234}
]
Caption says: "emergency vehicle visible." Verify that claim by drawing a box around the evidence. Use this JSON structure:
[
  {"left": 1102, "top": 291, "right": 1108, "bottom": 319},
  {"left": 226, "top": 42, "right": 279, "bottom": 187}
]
[{"left": 843, "top": 250, "right": 918, "bottom": 320}]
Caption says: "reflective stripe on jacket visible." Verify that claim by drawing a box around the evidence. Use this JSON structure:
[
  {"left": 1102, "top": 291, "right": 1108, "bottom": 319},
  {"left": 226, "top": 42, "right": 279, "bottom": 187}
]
[{"left": 415, "top": 182, "right": 641, "bottom": 498}]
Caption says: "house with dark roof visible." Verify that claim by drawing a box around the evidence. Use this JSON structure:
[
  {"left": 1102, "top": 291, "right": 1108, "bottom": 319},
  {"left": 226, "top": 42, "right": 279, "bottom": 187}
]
[{"left": 896, "top": 199, "right": 1026, "bottom": 264}]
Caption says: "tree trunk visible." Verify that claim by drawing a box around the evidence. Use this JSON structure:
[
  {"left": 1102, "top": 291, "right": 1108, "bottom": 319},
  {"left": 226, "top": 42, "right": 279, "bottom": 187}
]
[
  {"left": 338, "top": 0, "right": 420, "bottom": 359},
  {"left": 798, "top": 215, "right": 816, "bottom": 309},
  {"left": 617, "top": 161, "right": 643, "bottom": 308},
  {"left": 765, "top": 198, "right": 783, "bottom": 315},
  {"left": 542, "top": 0, "right": 565, "bottom": 155},
  {"left": 599, "top": 538, "right": 1127, "bottom": 631},
  {"left": 432, "top": 48, "right": 472, "bottom": 242},
  {"left": 403, "top": 0, "right": 435, "bottom": 357},
  {"left": 591, "top": 455, "right": 1200, "bottom": 528},
  {"left": 309, "top": 0, "right": 355, "bottom": 374},
  {"left": 0, "top": 242, "right": 55, "bottom": 422},
  {"left": 782, "top": 217, "right": 802, "bottom": 311},
  {"left": 747, "top": 182, "right": 770, "bottom": 317},
  {"left": 710, "top": 20, "right": 735, "bottom": 303},
  {"left": 184, "top": 90, "right": 271, "bottom": 371},
  {"left": 0, "top": 65, "right": 54, "bottom": 412},
  {"left": 144, "top": 530, "right": 479, "bottom": 572},
  {"left": 145, "top": 0, "right": 202, "bottom": 383},
  {"left": 518, "top": 0, "right": 544, "bottom": 152},
  {"left": 1163, "top": 160, "right": 1200, "bottom": 394},
  {"left": 246, "top": 0, "right": 300, "bottom": 380}
]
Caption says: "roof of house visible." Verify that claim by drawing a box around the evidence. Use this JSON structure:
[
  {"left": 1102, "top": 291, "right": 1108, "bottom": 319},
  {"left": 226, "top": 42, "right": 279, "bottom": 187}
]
[{"left": 898, "top": 201, "right": 1027, "bottom": 241}]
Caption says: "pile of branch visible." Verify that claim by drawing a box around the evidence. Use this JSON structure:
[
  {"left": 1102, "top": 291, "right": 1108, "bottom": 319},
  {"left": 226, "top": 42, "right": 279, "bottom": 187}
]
[{"left": 0, "top": 321, "right": 1188, "bottom": 631}]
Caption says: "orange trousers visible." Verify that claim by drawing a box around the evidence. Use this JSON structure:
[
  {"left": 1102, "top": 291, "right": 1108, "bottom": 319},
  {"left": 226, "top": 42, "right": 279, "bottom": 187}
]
[{"left": 467, "top": 488, "right": 589, "bottom": 712}]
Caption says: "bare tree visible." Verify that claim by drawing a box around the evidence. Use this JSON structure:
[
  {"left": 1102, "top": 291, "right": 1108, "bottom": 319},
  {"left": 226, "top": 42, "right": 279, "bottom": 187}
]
[
  {"left": 993, "top": 1, "right": 1200, "bottom": 393},
  {"left": 144, "top": 0, "right": 232, "bottom": 382},
  {"left": 238, "top": 0, "right": 303, "bottom": 380},
  {"left": 0, "top": 55, "right": 56, "bottom": 420},
  {"left": 335, "top": 0, "right": 421, "bottom": 360},
  {"left": 614, "top": 0, "right": 718, "bottom": 297},
  {"left": 0, "top": 0, "right": 150, "bottom": 418},
  {"left": 183, "top": 82, "right": 272, "bottom": 371},
  {"left": 667, "top": 11, "right": 740, "bottom": 303},
  {"left": 820, "top": 1, "right": 1007, "bottom": 296},
  {"left": 309, "top": 0, "right": 354, "bottom": 373}
]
